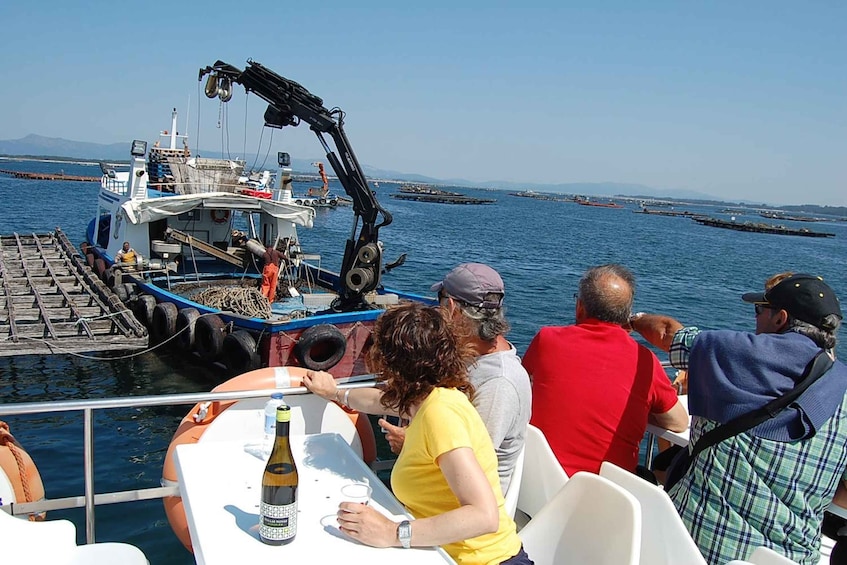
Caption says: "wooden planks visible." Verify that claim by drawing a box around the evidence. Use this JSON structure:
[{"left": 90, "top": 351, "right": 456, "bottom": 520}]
[{"left": 0, "top": 229, "right": 148, "bottom": 356}]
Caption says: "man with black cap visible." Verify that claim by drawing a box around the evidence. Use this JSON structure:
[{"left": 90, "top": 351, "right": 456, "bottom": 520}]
[
  {"left": 631, "top": 272, "right": 847, "bottom": 565},
  {"left": 380, "top": 263, "right": 532, "bottom": 495}
]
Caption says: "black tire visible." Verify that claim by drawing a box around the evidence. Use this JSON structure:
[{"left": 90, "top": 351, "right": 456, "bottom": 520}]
[
  {"left": 94, "top": 258, "right": 107, "bottom": 280},
  {"left": 293, "top": 324, "right": 346, "bottom": 371},
  {"left": 222, "top": 330, "right": 260, "bottom": 374},
  {"left": 194, "top": 314, "right": 226, "bottom": 361},
  {"left": 175, "top": 308, "right": 201, "bottom": 350},
  {"left": 151, "top": 302, "right": 178, "bottom": 345},
  {"left": 133, "top": 295, "right": 157, "bottom": 327},
  {"left": 122, "top": 283, "right": 136, "bottom": 300},
  {"left": 115, "top": 284, "right": 129, "bottom": 303}
]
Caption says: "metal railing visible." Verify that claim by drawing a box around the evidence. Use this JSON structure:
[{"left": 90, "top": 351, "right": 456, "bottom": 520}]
[{"left": 0, "top": 379, "right": 377, "bottom": 544}]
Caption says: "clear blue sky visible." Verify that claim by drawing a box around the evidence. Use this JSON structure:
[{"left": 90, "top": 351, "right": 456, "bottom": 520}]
[{"left": 2, "top": 2, "right": 844, "bottom": 206}]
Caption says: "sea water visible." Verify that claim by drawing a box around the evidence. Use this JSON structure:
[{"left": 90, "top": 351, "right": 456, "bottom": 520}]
[{"left": 1, "top": 160, "right": 846, "bottom": 564}]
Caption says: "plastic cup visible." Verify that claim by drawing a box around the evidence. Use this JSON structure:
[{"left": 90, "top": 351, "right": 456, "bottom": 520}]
[{"left": 340, "top": 482, "right": 372, "bottom": 507}]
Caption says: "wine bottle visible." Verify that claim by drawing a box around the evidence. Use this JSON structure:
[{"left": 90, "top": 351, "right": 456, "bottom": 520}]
[{"left": 259, "top": 404, "right": 298, "bottom": 545}]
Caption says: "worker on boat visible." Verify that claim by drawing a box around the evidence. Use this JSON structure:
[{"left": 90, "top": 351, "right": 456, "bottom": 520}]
[
  {"left": 259, "top": 243, "right": 283, "bottom": 303},
  {"left": 522, "top": 264, "right": 689, "bottom": 479},
  {"left": 631, "top": 273, "right": 847, "bottom": 565},
  {"left": 115, "top": 241, "right": 141, "bottom": 270},
  {"left": 304, "top": 303, "right": 532, "bottom": 564},
  {"left": 379, "top": 263, "right": 531, "bottom": 495}
]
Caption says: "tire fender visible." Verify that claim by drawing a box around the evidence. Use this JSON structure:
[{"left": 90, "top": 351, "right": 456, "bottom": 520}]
[
  {"left": 222, "top": 330, "right": 261, "bottom": 374},
  {"left": 175, "top": 308, "right": 201, "bottom": 350},
  {"left": 293, "top": 324, "right": 347, "bottom": 371},
  {"left": 194, "top": 314, "right": 227, "bottom": 361},
  {"left": 151, "top": 302, "right": 179, "bottom": 345}
]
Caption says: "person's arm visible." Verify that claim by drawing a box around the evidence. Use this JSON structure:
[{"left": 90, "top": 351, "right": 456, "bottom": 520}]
[
  {"left": 648, "top": 399, "right": 689, "bottom": 432},
  {"left": 833, "top": 480, "right": 847, "bottom": 509},
  {"left": 336, "top": 447, "right": 499, "bottom": 547},
  {"left": 301, "top": 370, "right": 399, "bottom": 416},
  {"left": 630, "top": 313, "right": 684, "bottom": 352}
]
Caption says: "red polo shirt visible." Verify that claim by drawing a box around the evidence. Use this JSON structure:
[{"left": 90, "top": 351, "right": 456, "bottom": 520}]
[{"left": 523, "top": 319, "right": 678, "bottom": 475}]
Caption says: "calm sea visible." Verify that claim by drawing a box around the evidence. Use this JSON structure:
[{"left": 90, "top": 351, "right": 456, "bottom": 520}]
[{"left": 1, "top": 160, "right": 846, "bottom": 564}]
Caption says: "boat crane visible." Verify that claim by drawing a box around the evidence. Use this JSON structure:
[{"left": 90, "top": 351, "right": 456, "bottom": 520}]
[{"left": 199, "top": 60, "right": 394, "bottom": 312}]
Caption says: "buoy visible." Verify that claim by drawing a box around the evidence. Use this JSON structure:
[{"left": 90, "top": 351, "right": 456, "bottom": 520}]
[{"left": 0, "top": 421, "right": 45, "bottom": 520}]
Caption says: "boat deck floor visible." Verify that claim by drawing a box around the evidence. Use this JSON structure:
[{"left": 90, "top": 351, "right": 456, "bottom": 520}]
[{"left": 0, "top": 229, "right": 148, "bottom": 356}]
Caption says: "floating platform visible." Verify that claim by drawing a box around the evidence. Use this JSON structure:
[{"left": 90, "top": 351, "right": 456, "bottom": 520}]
[
  {"left": 392, "top": 185, "right": 495, "bottom": 204},
  {"left": 0, "top": 169, "right": 101, "bottom": 182},
  {"left": 636, "top": 208, "right": 705, "bottom": 218},
  {"left": 390, "top": 193, "right": 495, "bottom": 204},
  {"left": 693, "top": 217, "right": 835, "bottom": 238},
  {"left": 0, "top": 229, "right": 148, "bottom": 356}
]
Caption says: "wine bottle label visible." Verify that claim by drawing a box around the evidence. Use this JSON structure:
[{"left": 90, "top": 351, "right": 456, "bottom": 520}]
[{"left": 260, "top": 501, "right": 297, "bottom": 541}]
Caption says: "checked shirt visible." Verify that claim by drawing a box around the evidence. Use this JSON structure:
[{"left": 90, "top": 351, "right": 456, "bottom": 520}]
[{"left": 667, "top": 327, "right": 847, "bottom": 565}]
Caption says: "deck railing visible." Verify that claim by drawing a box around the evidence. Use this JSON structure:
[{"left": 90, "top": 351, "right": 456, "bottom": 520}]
[{"left": 0, "top": 379, "right": 377, "bottom": 544}]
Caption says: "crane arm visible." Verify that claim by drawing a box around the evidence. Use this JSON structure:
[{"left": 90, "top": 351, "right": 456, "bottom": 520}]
[{"left": 199, "top": 59, "right": 392, "bottom": 311}]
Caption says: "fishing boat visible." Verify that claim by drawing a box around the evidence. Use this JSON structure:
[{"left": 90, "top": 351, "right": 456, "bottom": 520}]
[
  {"left": 290, "top": 162, "right": 341, "bottom": 208},
  {"left": 84, "top": 61, "right": 427, "bottom": 378}
]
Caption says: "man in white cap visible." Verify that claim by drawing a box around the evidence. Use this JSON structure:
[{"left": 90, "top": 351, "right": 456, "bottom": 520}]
[{"left": 380, "top": 263, "right": 532, "bottom": 495}]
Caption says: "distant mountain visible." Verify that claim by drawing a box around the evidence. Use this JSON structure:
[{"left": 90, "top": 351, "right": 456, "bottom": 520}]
[
  {"left": 0, "top": 135, "right": 129, "bottom": 161},
  {"left": 0, "top": 134, "right": 792, "bottom": 206}
]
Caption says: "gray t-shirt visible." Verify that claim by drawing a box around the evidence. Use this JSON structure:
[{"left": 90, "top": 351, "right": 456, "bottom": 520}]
[{"left": 469, "top": 345, "right": 532, "bottom": 494}]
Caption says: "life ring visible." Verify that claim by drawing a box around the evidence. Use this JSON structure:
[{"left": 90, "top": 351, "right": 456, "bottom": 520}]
[
  {"left": 0, "top": 421, "right": 45, "bottom": 520},
  {"left": 293, "top": 324, "right": 347, "bottom": 371},
  {"left": 222, "top": 330, "right": 260, "bottom": 374},
  {"left": 161, "top": 366, "right": 377, "bottom": 551},
  {"left": 151, "top": 302, "right": 178, "bottom": 345},
  {"left": 210, "top": 210, "right": 230, "bottom": 224},
  {"left": 175, "top": 308, "right": 201, "bottom": 350},
  {"left": 194, "top": 314, "right": 226, "bottom": 361}
]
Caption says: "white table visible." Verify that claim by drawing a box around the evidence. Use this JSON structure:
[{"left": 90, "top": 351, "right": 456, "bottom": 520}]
[
  {"left": 175, "top": 433, "right": 455, "bottom": 565},
  {"left": 645, "top": 395, "right": 690, "bottom": 448}
]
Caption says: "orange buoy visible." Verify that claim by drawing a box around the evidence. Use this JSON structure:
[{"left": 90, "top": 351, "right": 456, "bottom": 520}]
[
  {"left": 0, "top": 421, "right": 45, "bottom": 520},
  {"left": 161, "top": 366, "right": 376, "bottom": 552}
]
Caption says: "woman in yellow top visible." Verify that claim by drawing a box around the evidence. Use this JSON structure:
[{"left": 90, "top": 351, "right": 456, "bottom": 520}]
[{"left": 303, "top": 303, "right": 532, "bottom": 565}]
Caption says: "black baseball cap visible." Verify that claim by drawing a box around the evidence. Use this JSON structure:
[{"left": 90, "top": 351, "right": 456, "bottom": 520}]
[{"left": 742, "top": 274, "right": 842, "bottom": 328}]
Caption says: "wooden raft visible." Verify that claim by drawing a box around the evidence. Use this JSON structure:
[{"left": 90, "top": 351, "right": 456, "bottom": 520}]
[{"left": 0, "top": 229, "right": 148, "bottom": 356}]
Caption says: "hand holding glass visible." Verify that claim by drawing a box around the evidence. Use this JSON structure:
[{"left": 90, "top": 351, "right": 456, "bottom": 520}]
[{"left": 340, "top": 482, "right": 372, "bottom": 508}]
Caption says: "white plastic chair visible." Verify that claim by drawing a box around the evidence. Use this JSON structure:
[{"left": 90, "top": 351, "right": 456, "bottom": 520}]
[
  {"left": 502, "top": 442, "right": 525, "bottom": 518},
  {"left": 515, "top": 424, "right": 569, "bottom": 519},
  {"left": 0, "top": 508, "right": 149, "bottom": 564},
  {"left": 519, "top": 471, "right": 642, "bottom": 565},
  {"left": 599, "top": 461, "right": 707, "bottom": 565}
]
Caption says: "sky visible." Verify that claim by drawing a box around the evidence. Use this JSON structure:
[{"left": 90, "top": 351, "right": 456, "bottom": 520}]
[{"left": 1, "top": 2, "right": 845, "bottom": 206}]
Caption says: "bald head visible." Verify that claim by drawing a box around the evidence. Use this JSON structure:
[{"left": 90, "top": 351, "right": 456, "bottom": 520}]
[{"left": 576, "top": 264, "right": 635, "bottom": 324}]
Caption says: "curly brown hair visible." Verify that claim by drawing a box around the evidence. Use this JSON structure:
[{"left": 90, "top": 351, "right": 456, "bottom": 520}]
[{"left": 367, "top": 302, "right": 475, "bottom": 417}]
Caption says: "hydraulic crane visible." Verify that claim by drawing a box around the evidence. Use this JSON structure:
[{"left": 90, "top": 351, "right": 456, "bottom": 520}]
[{"left": 199, "top": 60, "right": 393, "bottom": 312}]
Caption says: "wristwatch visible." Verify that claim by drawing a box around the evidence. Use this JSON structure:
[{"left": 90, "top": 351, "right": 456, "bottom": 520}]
[{"left": 397, "top": 520, "right": 412, "bottom": 549}]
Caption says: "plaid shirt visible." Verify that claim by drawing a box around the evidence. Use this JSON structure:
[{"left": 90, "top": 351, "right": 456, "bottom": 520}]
[{"left": 668, "top": 327, "right": 847, "bottom": 565}]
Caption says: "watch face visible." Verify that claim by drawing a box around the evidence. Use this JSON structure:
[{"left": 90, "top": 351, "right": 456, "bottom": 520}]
[{"left": 398, "top": 520, "right": 411, "bottom": 548}]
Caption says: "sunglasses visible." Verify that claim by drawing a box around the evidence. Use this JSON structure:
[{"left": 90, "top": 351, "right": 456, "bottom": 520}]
[{"left": 754, "top": 304, "right": 776, "bottom": 315}]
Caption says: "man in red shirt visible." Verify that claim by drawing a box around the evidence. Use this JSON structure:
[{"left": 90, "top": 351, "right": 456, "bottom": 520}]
[{"left": 523, "top": 263, "right": 688, "bottom": 476}]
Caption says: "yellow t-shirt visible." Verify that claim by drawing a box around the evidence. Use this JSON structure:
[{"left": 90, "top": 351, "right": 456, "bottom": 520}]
[{"left": 391, "top": 387, "right": 521, "bottom": 565}]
